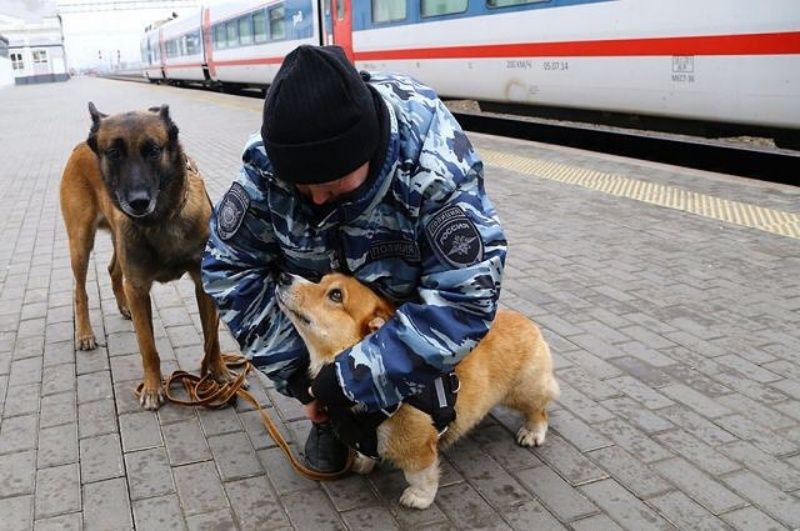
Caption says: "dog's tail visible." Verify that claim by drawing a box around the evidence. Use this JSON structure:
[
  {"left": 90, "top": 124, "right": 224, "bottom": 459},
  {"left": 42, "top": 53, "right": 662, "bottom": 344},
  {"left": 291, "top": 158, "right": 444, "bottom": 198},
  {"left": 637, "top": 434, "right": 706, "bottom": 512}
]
[{"left": 543, "top": 342, "right": 561, "bottom": 402}]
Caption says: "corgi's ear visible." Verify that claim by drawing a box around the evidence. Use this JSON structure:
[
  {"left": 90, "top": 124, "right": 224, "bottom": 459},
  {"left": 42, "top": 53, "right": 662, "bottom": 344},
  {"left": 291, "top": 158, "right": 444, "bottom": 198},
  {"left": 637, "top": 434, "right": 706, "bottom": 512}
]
[{"left": 366, "top": 316, "right": 386, "bottom": 333}]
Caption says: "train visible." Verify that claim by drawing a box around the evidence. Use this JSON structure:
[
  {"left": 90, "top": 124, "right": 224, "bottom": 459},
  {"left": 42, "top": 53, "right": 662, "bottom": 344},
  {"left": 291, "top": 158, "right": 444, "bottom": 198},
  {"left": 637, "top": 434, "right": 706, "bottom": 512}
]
[{"left": 141, "top": 0, "right": 800, "bottom": 143}]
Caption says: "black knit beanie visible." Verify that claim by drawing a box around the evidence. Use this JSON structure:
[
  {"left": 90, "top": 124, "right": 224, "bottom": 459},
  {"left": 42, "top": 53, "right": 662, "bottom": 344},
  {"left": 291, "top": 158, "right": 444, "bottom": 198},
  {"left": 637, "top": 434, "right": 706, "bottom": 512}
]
[{"left": 261, "top": 45, "right": 379, "bottom": 184}]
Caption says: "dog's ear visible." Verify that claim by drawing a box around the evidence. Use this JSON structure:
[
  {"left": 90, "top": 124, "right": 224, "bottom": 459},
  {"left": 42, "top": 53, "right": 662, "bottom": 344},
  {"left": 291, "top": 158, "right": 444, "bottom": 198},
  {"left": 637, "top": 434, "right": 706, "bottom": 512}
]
[
  {"left": 88, "top": 101, "right": 107, "bottom": 124},
  {"left": 365, "top": 307, "right": 392, "bottom": 335},
  {"left": 152, "top": 104, "right": 179, "bottom": 144},
  {"left": 87, "top": 102, "right": 106, "bottom": 153}
]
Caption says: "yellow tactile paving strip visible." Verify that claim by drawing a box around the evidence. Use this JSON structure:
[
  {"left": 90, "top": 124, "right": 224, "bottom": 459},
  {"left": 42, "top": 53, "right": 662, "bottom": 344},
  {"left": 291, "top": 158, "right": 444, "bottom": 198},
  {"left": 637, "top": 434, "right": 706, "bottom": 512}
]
[{"left": 482, "top": 148, "right": 800, "bottom": 240}]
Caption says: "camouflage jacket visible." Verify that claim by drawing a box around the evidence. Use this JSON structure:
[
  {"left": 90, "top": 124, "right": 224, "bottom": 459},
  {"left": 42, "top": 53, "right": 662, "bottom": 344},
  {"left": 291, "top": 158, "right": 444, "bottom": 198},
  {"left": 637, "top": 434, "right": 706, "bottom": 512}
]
[{"left": 201, "top": 73, "right": 507, "bottom": 413}]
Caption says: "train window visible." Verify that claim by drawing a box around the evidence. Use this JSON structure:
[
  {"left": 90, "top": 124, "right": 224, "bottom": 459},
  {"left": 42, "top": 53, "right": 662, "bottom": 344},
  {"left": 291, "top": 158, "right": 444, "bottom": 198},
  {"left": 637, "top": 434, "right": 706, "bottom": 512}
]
[
  {"left": 239, "top": 16, "right": 254, "bottom": 46},
  {"left": 214, "top": 24, "right": 227, "bottom": 49},
  {"left": 226, "top": 20, "right": 239, "bottom": 48},
  {"left": 186, "top": 31, "right": 201, "bottom": 55},
  {"left": 253, "top": 10, "right": 268, "bottom": 43},
  {"left": 373, "top": 0, "right": 406, "bottom": 23},
  {"left": 269, "top": 6, "right": 285, "bottom": 40},
  {"left": 165, "top": 39, "right": 177, "bottom": 58},
  {"left": 336, "top": 0, "right": 344, "bottom": 20},
  {"left": 421, "top": 0, "right": 467, "bottom": 17},
  {"left": 487, "top": 0, "right": 549, "bottom": 7}
]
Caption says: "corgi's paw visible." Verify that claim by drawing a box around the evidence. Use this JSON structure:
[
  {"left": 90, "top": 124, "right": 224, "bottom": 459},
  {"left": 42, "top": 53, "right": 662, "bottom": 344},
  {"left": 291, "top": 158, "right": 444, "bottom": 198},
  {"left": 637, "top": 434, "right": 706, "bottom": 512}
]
[
  {"left": 399, "top": 486, "right": 436, "bottom": 510},
  {"left": 517, "top": 422, "right": 548, "bottom": 447},
  {"left": 351, "top": 452, "right": 376, "bottom": 475}
]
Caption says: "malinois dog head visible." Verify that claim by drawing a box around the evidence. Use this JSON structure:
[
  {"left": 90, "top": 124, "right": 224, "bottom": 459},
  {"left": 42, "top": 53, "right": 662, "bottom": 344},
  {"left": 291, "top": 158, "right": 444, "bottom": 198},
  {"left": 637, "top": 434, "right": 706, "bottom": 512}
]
[{"left": 86, "top": 102, "right": 185, "bottom": 222}]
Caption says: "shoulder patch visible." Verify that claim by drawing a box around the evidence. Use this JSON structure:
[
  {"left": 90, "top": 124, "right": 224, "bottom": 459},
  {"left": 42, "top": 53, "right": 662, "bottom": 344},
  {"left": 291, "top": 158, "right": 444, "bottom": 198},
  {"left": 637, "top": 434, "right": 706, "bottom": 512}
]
[
  {"left": 425, "top": 206, "right": 483, "bottom": 268},
  {"left": 217, "top": 182, "right": 250, "bottom": 241}
]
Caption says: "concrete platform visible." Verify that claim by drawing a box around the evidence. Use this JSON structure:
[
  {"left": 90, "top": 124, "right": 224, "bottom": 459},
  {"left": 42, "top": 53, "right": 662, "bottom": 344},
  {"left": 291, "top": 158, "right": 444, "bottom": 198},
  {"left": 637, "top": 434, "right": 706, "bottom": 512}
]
[{"left": 0, "top": 76, "right": 799, "bottom": 530}]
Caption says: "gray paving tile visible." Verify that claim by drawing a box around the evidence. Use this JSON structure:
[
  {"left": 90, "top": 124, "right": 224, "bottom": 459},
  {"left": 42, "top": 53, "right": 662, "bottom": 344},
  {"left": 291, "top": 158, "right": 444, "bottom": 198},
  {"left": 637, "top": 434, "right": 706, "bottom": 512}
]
[
  {"left": 256, "top": 447, "right": 317, "bottom": 496},
  {"left": 341, "top": 506, "right": 400, "bottom": 531},
  {"left": 0, "top": 414, "right": 38, "bottom": 454},
  {"left": 78, "top": 399, "right": 118, "bottom": 439},
  {"left": 653, "top": 430, "right": 741, "bottom": 476},
  {"left": 0, "top": 450, "right": 36, "bottom": 497},
  {"left": 185, "top": 509, "right": 237, "bottom": 531},
  {"left": 281, "top": 488, "right": 345, "bottom": 530},
  {"left": 502, "top": 499, "right": 567, "bottom": 531},
  {"left": 79, "top": 433, "right": 124, "bottom": 484},
  {"left": 570, "top": 514, "right": 625, "bottom": 531},
  {"left": 125, "top": 446, "right": 175, "bottom": 500},
  {"left": 119, "top": 412, "right": 162, "bottom": 452},
  {"left": 37, "top": 423, "right": 78, "bottom": 469},
  {"left": 653, "top": 458, "right": 745, "bottom": 515},
  {"left": 82, "top": 477, "right": 132, "bottom": 531},
  {"left": 225, "top": 475, "right": 291, "bottom": 530},
  {"left": 35, "top": 463, "right": 81, "bottom": 520},
  {"left": 721, "top": 470, "right": 800, "bottom": 528},
  {"left": 2, "top": 383, "right": 41, "bottom": 417},
  {"left": 207, "top": 431, "right": 262, "bottom": 481},
  {"left": 587, "top": 445, "right": 672, "bottom": 498},
  {"left": 76, "top": 371, "right": 113, "bottom": 404},
  {"left": 163, "top": 418, "right": 212, "bottom": 466},
  {"left": 173, "top": 462, "right": 228, "bottom": 517},
  {"left": 0, "top": 494, "right": 33, "bottom": 531},
  {"left": 132, "top": 494, "right": 187, "bottom": 531},
  {"left": 579, "top": 479, "right": 675, "bottom": 531},
  {"left": 648, "top": 491, "right": 731, "bottom": 531},
  {"left": 41, "top": 363, "right": 76, "bottom": 396},
  {"left": 515, "top": 465, "right": 597, "bottom": 522},
  {"left": 33, "top": 512, "right": 83, "bottom": 531},
  {"left": 446, "top": 439, "right": 532, "bottom": 507},
  {"left": 719, "top": 506, "right": 789, "bottom": 531},
  {"left": 435, "top": 481, "right": 512, "bottom": 530}
]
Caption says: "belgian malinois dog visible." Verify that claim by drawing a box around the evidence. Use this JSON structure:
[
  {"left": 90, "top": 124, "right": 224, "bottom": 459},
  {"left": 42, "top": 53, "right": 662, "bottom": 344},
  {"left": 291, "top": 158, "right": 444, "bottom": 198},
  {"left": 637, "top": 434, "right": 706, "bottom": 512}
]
[{"left": 60, "top": 103, "right": 231, "bottom": 410}]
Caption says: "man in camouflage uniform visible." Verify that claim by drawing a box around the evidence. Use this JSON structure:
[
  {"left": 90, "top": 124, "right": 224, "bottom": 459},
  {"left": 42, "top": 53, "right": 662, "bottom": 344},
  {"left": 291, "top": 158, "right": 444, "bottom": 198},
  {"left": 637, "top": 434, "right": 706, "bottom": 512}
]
[{"left": 202, "top": 45, "right": 507, "bottom": 472}]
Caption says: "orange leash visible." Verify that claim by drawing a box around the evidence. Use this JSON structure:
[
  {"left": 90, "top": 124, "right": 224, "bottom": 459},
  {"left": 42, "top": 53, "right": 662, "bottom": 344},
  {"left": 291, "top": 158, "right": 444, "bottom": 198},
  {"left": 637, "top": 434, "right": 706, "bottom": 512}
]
[{"left": 135, "top": 354, "right": 354, "bottom": 481}]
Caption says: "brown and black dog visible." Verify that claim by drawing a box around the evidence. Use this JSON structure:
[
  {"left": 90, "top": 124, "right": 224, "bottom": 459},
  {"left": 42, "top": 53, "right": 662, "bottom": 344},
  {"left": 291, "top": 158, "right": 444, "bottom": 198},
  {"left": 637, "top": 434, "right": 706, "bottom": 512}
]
[
  {"left": 277, "top": 273, "right": 560, "bottom": 509},
  {"left": 60, "top": 103, "right": 231, "bottom": 410}
]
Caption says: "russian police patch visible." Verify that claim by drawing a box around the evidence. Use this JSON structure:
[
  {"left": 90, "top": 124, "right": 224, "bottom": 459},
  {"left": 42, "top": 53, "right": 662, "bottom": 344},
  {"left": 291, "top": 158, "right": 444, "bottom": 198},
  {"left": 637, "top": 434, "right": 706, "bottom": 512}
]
[
  {"left": 425, "top": 206, "right": 483, "bottom": 268},
  {"left": 217, "top": 182, "right": 250, "bottom": 241}
]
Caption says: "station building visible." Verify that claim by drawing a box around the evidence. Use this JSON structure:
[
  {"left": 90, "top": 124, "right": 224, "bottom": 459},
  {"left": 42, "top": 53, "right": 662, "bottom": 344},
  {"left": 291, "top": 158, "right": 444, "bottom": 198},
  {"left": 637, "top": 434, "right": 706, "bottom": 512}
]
[
  {"left": 0, "top": 12, "right": 69, "bottom": 85},
  {"left": 0, "top": 34, "right": 11, "bottom": 86}
]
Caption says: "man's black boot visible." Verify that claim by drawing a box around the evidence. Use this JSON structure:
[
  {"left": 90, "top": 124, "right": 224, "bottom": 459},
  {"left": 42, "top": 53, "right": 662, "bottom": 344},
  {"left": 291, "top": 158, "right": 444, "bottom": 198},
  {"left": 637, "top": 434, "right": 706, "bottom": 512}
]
[{"left": 304, "top": 421, "right": 348, "bottom": 473}]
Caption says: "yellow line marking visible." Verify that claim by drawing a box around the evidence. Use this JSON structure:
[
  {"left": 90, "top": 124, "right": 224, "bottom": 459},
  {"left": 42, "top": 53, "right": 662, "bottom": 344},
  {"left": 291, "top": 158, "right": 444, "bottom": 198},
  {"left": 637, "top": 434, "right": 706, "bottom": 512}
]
[{"left": 481, "top": 148, "right": 800, "bottom": 240}]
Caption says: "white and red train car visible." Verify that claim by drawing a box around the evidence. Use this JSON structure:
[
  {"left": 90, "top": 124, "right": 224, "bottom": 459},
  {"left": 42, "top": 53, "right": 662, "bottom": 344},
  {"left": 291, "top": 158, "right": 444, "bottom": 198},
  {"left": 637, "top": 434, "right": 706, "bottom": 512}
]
[{"left": 141, "top": 0, "right": 800, "bottom": 133}]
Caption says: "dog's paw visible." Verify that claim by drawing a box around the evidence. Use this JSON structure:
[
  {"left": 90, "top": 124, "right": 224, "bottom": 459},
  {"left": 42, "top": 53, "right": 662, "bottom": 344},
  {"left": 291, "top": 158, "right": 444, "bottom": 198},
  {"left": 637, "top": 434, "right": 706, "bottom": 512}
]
[
  {"left": 118, "top": 305, "right": 131, "bottom": 319},
  {"left": 516, "top": 423, "right": 548, "bottom": 447},
  {"left": 139, "top": 384, "right": 165, "bottom": 410},
  {"left": 399, "top": 487, "right": 436, "bottom": 510},
  {"left": 77, "top": 333, "right": 97, "bottom": 350},
  {"left": 351, "top": 453, "right": 376, "bottom": 475}
]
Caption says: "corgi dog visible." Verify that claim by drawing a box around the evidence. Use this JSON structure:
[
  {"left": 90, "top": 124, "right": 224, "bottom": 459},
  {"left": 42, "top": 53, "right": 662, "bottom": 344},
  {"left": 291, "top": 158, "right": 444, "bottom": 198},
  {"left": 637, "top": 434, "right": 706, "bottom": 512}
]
[{"left": 276, "top": 272, "right": 560, "bottom": 509}]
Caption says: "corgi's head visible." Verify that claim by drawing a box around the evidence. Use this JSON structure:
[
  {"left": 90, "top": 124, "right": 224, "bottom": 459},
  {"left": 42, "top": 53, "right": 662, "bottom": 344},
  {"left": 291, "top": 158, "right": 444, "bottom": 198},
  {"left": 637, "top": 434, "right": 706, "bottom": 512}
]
[{"left": 275, "top": 273, "right": 394, "bottom": 376}]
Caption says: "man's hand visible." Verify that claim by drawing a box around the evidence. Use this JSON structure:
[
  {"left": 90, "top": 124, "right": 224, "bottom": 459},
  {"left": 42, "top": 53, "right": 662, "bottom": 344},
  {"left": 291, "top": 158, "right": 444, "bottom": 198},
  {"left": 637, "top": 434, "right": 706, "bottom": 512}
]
[{"left": 304, "top": 396, "right": 329, "bottom": 424}]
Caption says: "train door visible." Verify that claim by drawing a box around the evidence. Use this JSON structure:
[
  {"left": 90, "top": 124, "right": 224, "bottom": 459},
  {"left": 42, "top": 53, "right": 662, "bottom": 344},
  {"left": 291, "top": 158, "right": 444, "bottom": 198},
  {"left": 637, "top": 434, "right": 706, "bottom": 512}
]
[
  {"left": 158, "top": 28, "right": 167, "bottom": 80},
  {"left": 201, "top": 6, "right": 215, "bottom": 80},
  {"left": 319, "top": 0, "right": 334, "bottom": 45},
  {"left": 331, "top": 0, "right": 353, "bottom": 61}
]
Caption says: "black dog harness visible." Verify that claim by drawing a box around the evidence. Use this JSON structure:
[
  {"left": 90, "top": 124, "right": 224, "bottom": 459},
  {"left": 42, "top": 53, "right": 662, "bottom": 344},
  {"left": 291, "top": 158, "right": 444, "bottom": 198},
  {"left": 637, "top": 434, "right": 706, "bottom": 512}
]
[{"left": 328, "top": 372, "right": 460, "bottom": 459}]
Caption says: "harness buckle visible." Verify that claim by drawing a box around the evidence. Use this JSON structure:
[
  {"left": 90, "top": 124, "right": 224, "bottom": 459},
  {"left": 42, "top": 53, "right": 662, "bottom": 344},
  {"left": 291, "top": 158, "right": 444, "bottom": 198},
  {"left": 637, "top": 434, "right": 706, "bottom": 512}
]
[{"left": 449, "top": 372, "right": 460, "bottom": 393}]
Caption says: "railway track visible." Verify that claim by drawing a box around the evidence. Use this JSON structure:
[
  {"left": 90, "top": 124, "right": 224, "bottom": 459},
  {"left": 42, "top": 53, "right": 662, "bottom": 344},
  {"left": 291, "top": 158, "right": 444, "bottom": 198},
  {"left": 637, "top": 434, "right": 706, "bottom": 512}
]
[{"left": 450, "top": 110, "right": 799, "bottom": 185}]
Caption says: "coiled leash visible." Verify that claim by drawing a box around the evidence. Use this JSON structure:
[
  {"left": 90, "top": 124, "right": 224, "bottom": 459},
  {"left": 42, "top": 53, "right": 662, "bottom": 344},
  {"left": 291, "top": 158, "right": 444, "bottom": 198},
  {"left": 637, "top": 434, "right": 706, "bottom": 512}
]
[{"left": 134, "top": 354, "right": 354, "bottom": 481}]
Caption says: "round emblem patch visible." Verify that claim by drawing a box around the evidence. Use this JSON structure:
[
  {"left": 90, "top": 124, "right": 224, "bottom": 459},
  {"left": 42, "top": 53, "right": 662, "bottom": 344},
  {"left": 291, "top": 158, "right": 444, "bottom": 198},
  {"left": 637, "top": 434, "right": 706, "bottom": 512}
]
[
  {"left": 217, "top": 182, "right": 250, "bottom": 241},
  {"left": 425, "top": 206, "right": 484, "bottom": 268}
]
